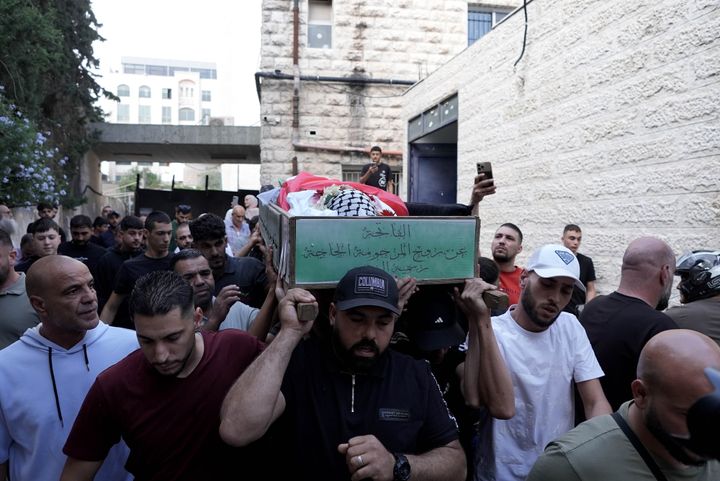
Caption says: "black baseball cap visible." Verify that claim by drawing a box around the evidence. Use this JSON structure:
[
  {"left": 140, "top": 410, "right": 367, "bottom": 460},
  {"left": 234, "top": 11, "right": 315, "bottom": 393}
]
[
  {"left": 406, "top": 286, "right": 466, "bottom": 352},
  {"left": 334, "top": 266, "right": 400, "bottom": 315}
]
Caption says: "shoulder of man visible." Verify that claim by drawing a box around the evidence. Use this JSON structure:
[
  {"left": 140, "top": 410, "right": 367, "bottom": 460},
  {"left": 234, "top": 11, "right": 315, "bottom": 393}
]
[{"left": 528, "top": 413, "right": 619, "bottom": 481}]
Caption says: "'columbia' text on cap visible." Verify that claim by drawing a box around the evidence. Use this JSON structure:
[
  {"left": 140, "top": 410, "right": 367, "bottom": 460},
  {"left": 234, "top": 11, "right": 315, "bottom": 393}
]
[{"left": 334, "top": 266, "right": 401, "bottom": 315}]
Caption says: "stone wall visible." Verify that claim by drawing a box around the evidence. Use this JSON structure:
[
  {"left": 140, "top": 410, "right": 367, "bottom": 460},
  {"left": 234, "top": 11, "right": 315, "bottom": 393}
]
[
  {"left": 403, "top": 0, "right": 720, "bottom": 297},
  {"left": 259, "top": 1, "right": 521, "bottom": 182}
]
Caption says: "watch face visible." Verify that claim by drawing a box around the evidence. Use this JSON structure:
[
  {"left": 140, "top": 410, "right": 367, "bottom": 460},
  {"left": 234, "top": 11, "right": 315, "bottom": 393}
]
[{"left": 394, "top": 454, "right": 411, "bottom": 481}]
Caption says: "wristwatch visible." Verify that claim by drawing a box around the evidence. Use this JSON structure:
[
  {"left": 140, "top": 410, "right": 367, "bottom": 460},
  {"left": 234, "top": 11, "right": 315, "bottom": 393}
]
[{"left": 393, "top": 453, "right": 411, "bottom": 481}]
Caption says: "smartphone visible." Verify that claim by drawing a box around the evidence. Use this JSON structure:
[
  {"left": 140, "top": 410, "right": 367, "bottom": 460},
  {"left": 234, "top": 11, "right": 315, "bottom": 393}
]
[{"left": 477, "top": 162, "right": 493, "bottom": 180}]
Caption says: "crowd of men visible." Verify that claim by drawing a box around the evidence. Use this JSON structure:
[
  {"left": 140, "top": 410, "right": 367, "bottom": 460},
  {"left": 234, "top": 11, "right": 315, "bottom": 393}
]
[{"left": 0, "top": 169, "right": 718, "bottom": 481}]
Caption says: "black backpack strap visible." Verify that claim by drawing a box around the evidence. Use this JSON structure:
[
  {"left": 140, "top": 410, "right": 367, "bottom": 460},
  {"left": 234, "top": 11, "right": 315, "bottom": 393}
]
[{"left": 612, "top": 412, "right": 669, "bottom": 481}]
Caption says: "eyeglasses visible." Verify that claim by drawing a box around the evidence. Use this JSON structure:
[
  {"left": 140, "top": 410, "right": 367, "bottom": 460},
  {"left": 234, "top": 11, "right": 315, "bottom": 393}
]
[{"left": 177, "top": 204, "right": 192, "bottom": 213}]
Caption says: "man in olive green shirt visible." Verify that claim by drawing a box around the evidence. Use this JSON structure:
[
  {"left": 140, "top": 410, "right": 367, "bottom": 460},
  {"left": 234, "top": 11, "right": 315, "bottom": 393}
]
[{"left": 528, "top": 330, "right": 720, "bottom": 481}]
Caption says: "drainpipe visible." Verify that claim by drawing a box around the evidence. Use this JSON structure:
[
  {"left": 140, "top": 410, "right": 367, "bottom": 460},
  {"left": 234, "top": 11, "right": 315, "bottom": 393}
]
[
  {"left": 254, "top": 71, "right": 415, "bottom": 100},
  {"left": 291, "top": 141, "right": 402, "bottom": 158},
  {"left": 291, "top": 0, "right": 300, "bottom": 175}
]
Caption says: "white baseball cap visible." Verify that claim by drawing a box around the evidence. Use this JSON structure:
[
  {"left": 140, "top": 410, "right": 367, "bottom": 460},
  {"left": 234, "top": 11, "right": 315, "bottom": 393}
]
[{"left": 526, "top": 244, "right": 586, "bottom": 293}]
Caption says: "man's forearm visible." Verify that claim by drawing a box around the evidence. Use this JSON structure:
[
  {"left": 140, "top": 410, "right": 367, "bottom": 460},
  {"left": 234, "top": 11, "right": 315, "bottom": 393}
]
[
  {"left": 585, "top": 281, "right": 597, "bottom": 302},
  {"left": 219, "top": 328, "right": 300, "bottom": 446},
  {"left": 463, "top": 314, "right": 514, "bottom": 419},
  {"left": 405, "top": 440, "right": 466, "bottom": 481},
  {"left": 359, "top": 171, "right": 371, "bottom": 184},
  {"left": 578, "top": 379, "right": 612, "bottom": 419},
  {"left": 247, "top": 288, "right": 277, "bottom": 341},
  {"left": 99, "top": 292, "right": 124, "bottom": 325}
]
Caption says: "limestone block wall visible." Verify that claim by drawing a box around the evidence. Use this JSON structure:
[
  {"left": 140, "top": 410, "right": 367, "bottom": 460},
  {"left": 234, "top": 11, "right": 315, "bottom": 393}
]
[
  {"left": 259, "top": 1, "right": 521, "bottom": 182},
  {"left": 403, "top": 0, "right": 720, "bottom": 298}
]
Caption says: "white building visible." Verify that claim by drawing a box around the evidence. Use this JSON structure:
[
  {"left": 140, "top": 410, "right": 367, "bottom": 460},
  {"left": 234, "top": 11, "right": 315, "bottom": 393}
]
[
  {"left": 99, "top": 57, "right": 227, "bottom": 127},
  {"left": 95, "top": 57, "right": 260, "bottom": 191}
]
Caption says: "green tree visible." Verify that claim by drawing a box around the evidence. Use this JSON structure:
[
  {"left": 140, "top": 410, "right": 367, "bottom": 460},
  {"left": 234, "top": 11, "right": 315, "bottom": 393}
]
[
  {"left": 0, "top": 0, "right": 114, "bottom": 207},
  {"left": 117, "top": 168, "right": 169, "bottom": 192},
  {"left": 0, "top": 94, "right": 68, "bottom": 206},
  {"left": 206, "top": 170, "right": 223, "bottom": 190}
]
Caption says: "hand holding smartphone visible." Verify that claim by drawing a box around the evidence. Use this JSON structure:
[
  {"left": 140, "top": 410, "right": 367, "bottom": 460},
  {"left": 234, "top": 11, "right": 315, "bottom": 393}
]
[{"left": 476, "top": 162, "right": 493, "bottom": 180}]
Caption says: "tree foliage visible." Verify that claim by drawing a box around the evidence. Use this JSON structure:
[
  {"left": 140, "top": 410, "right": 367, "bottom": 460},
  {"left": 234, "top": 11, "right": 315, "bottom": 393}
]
[
  {"left": 0, "top": 0, "right": 114, "bottom": 207},
  {"left": 0, "top": 95, "right": 68, "bottom": 206},
  {"left": 117, "top": 168, "right": 169, "bottom": 192}
]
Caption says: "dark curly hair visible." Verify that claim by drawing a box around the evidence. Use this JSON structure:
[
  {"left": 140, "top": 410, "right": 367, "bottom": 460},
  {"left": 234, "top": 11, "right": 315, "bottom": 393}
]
[{"left": 189, "top": 213, "right": 226, "bottom": 243}]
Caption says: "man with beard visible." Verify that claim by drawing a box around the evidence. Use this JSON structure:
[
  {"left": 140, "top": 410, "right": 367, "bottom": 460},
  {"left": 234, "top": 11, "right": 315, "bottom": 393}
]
[
  {"left": 491, "top": 223, "right": 524, "bottom": 308},
  {"left": 580, "top": 237, "right": 677, "bottom": 416},
  {"left": 528, "top": 329, "right": 720, "bottom": 480},
  {"left": 60, "top": 271, "right": 265, "bottom": 480},
  {"left": 0, "top": 204, "right": 18, "bottom": 240},
  {"left": 219, "top": 266, "right": 466, "bottom": 481},
  {"left": 472, "top": 244, "right": 611, "bottom": 481},
  {"left": 58, "top": 215, "right": 108, "bottom": 280}
]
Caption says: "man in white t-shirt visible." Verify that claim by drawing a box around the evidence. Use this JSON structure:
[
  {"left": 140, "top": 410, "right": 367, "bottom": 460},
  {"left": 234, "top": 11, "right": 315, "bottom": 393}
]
[{"left": 471, "top": 244, "right": 611, "bottom": 481}]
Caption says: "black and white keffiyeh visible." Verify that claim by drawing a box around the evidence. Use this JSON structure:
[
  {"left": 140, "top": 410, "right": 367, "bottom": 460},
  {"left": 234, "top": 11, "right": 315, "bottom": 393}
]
[{"left": 327, "top": 188, "right": 377, "bottom": 217}]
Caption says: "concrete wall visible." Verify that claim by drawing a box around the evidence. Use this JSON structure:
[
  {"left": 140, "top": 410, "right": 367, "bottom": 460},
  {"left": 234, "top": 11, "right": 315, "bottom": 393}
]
[
  {"left": 259, "top": 1, "right": 522, "bottom": 183},
  {"left": 403, "top": 0, "right": 720, "bottom": 297}
]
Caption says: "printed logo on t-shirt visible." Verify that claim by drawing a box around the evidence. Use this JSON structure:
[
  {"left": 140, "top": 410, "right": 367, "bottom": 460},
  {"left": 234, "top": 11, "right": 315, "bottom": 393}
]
[
  {"left": 378, "top": 408, "right": 410, "bottom": 421},
  {"left": 378, "top": 170, "right": 387, "bottom": 188}
]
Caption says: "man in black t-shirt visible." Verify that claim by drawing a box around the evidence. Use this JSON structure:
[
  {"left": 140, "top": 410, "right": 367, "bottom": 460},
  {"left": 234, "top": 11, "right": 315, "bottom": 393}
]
[
  {"left": 560, "top": 224, "right": 597, "bottom": 316},
  {"left": 190, "top": 214, "right": 267, "bottom": 309},
  {"left": 100, "top": 211, "right": 173, "bottom": 328},
  {"left": 219, "top": 266, "right": 466, "bottom": 481},
  {"left": 95, "top": 215, "right": 144, "bottom": 326},
  {"left": 359, "top": 145, "right": 393, "bottom": 192},
  {"left": 58, "top": 215, "right": 107, "bottom": 280},
  {"left": 579, "top": 237, "right": 678, "bottom": 419}
]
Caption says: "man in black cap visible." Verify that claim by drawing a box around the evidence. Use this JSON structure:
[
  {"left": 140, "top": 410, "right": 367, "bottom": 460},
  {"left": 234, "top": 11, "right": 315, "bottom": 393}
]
[
  {"left": 396, "top": 285, "right": 477, "bottom": 477},
  {"left": 219, "top": 266, "right": 466, "bottom": 481}
]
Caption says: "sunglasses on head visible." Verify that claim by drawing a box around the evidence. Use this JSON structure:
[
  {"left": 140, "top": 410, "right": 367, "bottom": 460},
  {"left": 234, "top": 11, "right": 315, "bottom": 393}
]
[{"left": 177, "top": 204, "right": 192, "bottom": 213}]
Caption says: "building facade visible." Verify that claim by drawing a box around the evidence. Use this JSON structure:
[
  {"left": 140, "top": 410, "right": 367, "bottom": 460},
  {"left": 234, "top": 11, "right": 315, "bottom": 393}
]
[
  {"left": 93, "top": 57, "right": 261, "bottom": 193},
  {"left": 403, "top": 0, "right": 720, "bottom": 295},
  {"left": 99, "top": 57, "right": 226, "bottom": 127},
  {"left": 258, "top": 0, "right": 521, "bottom": 193}
]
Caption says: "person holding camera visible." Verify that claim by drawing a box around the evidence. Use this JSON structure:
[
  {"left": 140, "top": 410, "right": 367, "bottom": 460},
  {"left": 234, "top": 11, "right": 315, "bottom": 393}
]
[
  {"left": 359, "top": 145, "right": 394, "bottom": 192},
  {"left": 219, "top": 266, "right": 466, "bottom": 481},
  {"left": 527, "top": 329, "right": 720, "bottom": 480}
]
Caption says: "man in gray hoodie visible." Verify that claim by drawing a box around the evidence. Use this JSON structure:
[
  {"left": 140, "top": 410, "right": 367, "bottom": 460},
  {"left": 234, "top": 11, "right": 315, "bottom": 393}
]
[{"left": 0, "top": 255, "right": 138, "bottom": 481}]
